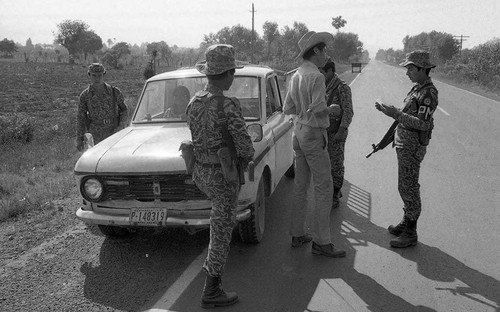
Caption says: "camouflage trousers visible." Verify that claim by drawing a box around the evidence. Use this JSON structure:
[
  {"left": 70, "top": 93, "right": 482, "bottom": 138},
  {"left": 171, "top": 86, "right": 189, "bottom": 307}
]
[
  {"left": 89, "top": 124, "right": 115, "bottom": 144},
  {"left": 396, "top": 146, "right": 427, "bottom": 221},
  {"left": 193, "top": 163, "right": 239, "bottom": 277},
  {"left": 327, "top": 138, "right": 346, "bottom": 191}
]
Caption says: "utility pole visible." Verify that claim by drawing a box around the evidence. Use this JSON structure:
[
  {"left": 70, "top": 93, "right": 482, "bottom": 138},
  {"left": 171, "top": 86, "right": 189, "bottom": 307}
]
[
  {"left": 250, "top": 3, "right": 255, "bottom": 63},
  {"left": 453, "top": 35, "right": 470, "bottom": 56}
]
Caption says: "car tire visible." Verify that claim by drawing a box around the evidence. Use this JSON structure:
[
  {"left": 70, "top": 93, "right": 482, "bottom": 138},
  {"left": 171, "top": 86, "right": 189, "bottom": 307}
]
[
  {"left": 238, "top": 177, "right": 265, "bottom": 244},
  {"left": 284, "top": 163, "right": 295, "bottom": 178},
  {"left": 98, "top": 225, "right": 130, "bottom": 237}
]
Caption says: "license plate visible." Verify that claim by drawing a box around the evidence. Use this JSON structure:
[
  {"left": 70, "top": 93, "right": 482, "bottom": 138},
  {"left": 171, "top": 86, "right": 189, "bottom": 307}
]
[{"left": 130, "top": 208, "right": 168, "bottom": 226}]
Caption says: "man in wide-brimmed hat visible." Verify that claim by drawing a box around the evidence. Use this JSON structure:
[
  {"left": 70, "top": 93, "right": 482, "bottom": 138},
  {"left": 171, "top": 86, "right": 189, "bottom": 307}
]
[
  {"left": 283, "top": 31, "right": 346, "bottom": 258},
  {"left": 375, "top": 50, "right": 439, "bottom": 248},
  {"left": 187, "top": 44, "right": 254, "bottom": 308}
]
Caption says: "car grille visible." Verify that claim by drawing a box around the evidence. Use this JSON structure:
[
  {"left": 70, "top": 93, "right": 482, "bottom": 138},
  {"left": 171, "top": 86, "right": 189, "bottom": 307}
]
[{"left": 101, "top": 174, "right": 208, "bottom": 202}]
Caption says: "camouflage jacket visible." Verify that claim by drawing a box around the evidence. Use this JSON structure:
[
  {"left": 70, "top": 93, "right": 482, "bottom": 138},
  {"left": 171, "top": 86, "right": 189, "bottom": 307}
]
[
  {"left": 394, "top": 78, "right": 438, "bottom": 148},
  {"left": 325, "top": 74, "right": 354, "bottom": 132},
  {"left": 76, "top": 83, "right": 127, "bottom": 139},
  {"left": 186, "top": 84, "right": 254, "bottom": 165}
]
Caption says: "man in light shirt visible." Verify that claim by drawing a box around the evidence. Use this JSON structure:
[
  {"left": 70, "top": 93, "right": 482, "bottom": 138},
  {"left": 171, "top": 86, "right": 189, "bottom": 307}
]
[{"left": 284, "top": 31, "right": 346, "bottom": 258}]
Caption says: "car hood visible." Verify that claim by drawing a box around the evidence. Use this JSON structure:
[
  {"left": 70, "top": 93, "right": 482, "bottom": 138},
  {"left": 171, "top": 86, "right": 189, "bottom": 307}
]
[{"left": 75, "top": 125, "right": 191, "bottom": 174}]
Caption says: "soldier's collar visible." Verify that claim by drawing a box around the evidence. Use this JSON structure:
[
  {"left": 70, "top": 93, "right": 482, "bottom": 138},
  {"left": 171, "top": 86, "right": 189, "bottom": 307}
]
[{"left": 206, "top": 83, "right": 224, "bottom": 96}]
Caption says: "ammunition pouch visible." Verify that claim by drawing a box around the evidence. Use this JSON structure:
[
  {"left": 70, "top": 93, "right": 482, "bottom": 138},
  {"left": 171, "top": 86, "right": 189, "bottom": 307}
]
[
  {"left": 419, "top": 119, "right": 434, "bottom": 146},
  {"left": 179, "top": 140, "right": 195, "bottom": 174},
  {"left": 217, "top": 147, "right": 239, "bottom": 183}
]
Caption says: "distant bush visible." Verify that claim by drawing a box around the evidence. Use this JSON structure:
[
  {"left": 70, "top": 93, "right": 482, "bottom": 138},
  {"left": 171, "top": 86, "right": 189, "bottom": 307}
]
[
  {"left": 0, "top": 113, "right": 35, "bottom": 144},
  {"left": 143, "top": 65, "right": 155, "bottom": 80}
]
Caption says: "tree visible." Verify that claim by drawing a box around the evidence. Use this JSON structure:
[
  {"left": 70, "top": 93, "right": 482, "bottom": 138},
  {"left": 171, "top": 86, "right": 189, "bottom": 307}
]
[
  {"left": 202, "top": 24, "right": 264, "bottom": 62},
  {"left": 102, "top": 41, "right": 131, "bottom": 69},
  {"left": 0, "top": 38, "right": 17, "bottom": 57},
  {"left": 263, "top": 21, "right": 279, "bottom": 61},
  {"left": 78, "top": 30, "right": 103, "bottom": 61},
  {"left": 146, "top": 41, "right": 172, "bottom": 67},
  {"left": 330, "top": 32, "right": 363, "bottom": 62},
  {"left": 54, "top": 20, "right": 102, "bottom": 63},
  {"left": 331, "top": 16, "right": 347, "bottom": 32}
]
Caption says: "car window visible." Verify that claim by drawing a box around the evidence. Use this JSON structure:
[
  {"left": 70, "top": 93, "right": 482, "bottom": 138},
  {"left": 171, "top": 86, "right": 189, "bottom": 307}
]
[
  {"left": 134, "top": 75, "right": 261, "bottom": 123},
  {"left": 134, "top": 78, "right": 206, "bottom": 123},
  {"left": 266, "top": 76, "right": 282, "bottom": 118},
  {"left": 226, "top": 76, "right": 261, "bottom": 120}
]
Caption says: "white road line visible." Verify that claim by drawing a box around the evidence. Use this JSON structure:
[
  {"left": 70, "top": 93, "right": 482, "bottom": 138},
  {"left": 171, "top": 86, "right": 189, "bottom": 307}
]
[
  {"left": 141, "top": 248, "right": 208, "bottom": 312},
  {"left": 437, "top": 106, "right": 450, "bottom": 116}
]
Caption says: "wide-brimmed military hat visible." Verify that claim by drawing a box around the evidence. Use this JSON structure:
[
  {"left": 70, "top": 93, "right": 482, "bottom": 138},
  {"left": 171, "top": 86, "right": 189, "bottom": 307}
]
[
  {"left": 195, "top": 44, "right": 244, "bottom": 75},
  {"left": 296, "top": 31, "right": 333, "bottom": 60},
  {"left": 399, "top": 50, "right": 436, "bottom": 69},
  {"left": 88, "top": 63, "right": 106, "bottom": 74}
]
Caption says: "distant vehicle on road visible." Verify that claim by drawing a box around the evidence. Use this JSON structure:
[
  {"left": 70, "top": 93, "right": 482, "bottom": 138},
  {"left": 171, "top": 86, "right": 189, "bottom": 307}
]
[{"left": 74, "top": 65, "right": 295, "bottom": 243}]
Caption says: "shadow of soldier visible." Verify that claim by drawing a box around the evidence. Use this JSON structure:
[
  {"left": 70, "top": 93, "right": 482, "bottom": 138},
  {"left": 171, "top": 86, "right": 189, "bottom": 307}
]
[
  {"left": 328, "top": 180, "right": 500, "bottom": 312},
  {"left": 80, "top": 228, "right": 209, "bottom": 311}
]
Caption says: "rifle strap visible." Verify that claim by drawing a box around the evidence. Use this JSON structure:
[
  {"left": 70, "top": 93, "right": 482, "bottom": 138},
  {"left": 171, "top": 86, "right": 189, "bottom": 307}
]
[{"left": 215, "top": 96, "right": 237, "bottom": 158}]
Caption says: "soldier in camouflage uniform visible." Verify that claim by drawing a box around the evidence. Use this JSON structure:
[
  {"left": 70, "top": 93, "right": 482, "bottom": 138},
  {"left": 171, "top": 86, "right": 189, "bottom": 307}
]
[
  {"left": 76, "top": 63, "right": 128, "bottom": 151},
  {"left": 187, "top": 44, "right": 254, "bottom": 309},
  {"left": 375, "top": 50, "right": 438, "bottom": 248},
  {"left": 321, "top": 60, "right": 354, "bottom": 209}
]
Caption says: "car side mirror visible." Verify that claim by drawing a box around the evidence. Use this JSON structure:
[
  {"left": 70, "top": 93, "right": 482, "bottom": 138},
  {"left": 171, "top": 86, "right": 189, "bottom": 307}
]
[{"left": 247, "top": 123, "right": 263, "bottom": 142}]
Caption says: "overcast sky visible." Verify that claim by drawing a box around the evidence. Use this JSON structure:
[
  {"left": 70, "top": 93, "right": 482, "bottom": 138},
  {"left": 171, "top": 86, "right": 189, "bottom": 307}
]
[{"left": 1, "top": 0, "right": 499, "bottom": 56}]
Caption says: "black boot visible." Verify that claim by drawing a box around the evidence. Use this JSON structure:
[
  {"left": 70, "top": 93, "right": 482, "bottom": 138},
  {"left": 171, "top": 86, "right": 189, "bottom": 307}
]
[
  {"left": 201, "top": 274, "right": 239, "bottom": 309},
  {"left": 387, "top": 215, "right": 408, "bottom": 236},
  {"left": 390, "top": 219, "right": 418, "bottom": 248}
]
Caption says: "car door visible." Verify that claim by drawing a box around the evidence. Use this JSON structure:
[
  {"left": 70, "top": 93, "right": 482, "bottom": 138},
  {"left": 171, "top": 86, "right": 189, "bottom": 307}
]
[{"left": 265, "top": 74, "right": 294, "bottom": 185}]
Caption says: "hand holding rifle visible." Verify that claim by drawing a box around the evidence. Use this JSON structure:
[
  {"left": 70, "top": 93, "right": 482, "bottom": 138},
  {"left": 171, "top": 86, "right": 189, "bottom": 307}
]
[{"left": 366, "top": 99, "right": 399, "bottom": 158}]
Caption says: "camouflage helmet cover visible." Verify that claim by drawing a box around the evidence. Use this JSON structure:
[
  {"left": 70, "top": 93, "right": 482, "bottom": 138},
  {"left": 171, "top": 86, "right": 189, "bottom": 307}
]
[
  {"left": 195, "top": 44, "right": 244, "bottom": 75},
  {"left": 399, "top": 50, "right": 436, "bottom": 69},
  {"left": 88, "top": 63, "right": 106, "bottom": 74}
]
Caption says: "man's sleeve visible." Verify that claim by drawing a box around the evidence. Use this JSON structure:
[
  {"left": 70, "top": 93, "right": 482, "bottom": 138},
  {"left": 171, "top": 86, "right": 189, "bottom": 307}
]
[
  {"left": 307, "top": 74, "right": 327, "bottom": 113},
  {"left": 339, "top": 85, "right": 353, "bottom": 128},
  {"left": 76, "top": 91, "right": 88, "bottom": 139},
  {"left": 115, "top": 87, "right": 128, "bottom": 124}
]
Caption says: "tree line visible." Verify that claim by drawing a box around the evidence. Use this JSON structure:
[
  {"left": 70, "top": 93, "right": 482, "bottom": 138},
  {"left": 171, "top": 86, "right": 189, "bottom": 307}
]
[
  {"left": 375, "top": 31, "right": 500, "bottom": 93},
  {"left": 1, "top": 17, "right": 368, "bottom": 73}
]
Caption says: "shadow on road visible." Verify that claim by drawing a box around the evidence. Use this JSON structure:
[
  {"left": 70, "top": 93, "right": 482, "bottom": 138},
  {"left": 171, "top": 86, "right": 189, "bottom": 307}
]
[
  {"left": 80, "top": 227, "right": 209, "bottom": 311},
  {"left": 172, "top": 178, "right": 500, "bottom": 312}
]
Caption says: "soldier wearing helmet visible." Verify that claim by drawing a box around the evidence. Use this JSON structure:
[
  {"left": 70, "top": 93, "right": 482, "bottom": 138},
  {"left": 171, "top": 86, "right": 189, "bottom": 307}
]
[
  {"left": 375, "top": 50, "right": 439, "bottom": 248},
  {"left": 76, "top": 63, "right": 128, "bottom": 151},
  {"left": 187, "top": 44, "right": 254, "bottom": 308}
]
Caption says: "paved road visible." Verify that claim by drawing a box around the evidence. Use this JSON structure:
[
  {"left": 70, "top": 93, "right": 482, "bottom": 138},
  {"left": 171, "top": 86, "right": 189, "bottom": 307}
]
[{"left": 139, "top": 60, "right": 500, "bottom": 312}]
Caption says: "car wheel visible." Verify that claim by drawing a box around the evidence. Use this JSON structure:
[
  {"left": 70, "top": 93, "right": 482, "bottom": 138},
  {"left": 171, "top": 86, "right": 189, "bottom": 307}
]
[
  {"left": 98, "top": 225, "right": 130, "bottom": 237},
  {"left": 238, "top": 177, "right": 265, "bottom": 243},
  {"left": 284, "top": 163, "right": 295, "bottom": 178}
]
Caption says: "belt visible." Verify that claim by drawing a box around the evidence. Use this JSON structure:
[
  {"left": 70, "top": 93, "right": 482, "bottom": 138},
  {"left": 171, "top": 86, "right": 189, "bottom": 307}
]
[{"left": 92, "top": 119, "right": 114, "bottom": 125}]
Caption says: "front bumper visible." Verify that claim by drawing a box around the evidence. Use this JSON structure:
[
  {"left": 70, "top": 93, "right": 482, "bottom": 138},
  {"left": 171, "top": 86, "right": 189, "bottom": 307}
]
[{"left": 76, "top": 207, "right": 251, "bottom": 228}]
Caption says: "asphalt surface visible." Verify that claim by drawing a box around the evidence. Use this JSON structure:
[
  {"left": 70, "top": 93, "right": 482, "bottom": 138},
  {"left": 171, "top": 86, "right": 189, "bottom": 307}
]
[{"left": 139, "top": 60, "right": 500, "bottom": 312}]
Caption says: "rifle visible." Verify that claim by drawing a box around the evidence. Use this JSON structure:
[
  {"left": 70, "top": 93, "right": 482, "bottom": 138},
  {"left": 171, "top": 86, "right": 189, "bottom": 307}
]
[{"left": 365, "top": 120, "right": 398, "bottom": 158}]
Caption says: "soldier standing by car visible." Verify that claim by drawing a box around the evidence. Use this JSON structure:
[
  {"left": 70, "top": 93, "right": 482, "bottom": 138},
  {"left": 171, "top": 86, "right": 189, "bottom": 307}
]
[
  {"left": 283, "top": 31, "right": 346, "bottom": 258},
  {"left": 76, "top": 63, "right": 128, "bottom": 151},
  {"left": 375, "top": 50, "right": 438, "bottom": 248},
  {"left": 320, "top": 60, "right": 354, "bottom": 209},
  {"left": 186, "top": 44, "right": 254, "bottom": 308}
]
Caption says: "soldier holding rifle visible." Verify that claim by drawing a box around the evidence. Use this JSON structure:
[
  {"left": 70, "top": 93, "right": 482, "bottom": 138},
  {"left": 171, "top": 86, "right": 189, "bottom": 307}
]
[{"left": 374, "top": 50, "right": 438, "bottom": 248}]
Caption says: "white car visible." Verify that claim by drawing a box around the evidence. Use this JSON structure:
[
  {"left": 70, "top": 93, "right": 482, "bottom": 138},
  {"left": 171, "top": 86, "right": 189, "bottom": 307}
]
[{"left": 74, "top": 65, "right": 295, "bottom": 243}]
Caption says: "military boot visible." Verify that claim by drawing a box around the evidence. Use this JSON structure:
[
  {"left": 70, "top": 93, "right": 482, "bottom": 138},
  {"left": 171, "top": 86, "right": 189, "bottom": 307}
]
[
  {"left": 387, "top": 215, "right": 408, "bottom": 236},
  {"left": 201, "top": 274, "right": 239, "bottom": 309},
  {"left": 390, "top": 219, "right": 418, "bottom": 248}
]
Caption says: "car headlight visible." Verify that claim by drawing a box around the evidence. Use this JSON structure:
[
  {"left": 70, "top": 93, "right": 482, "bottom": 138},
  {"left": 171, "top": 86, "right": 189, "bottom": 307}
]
[{"left": 81, "top": 177, "right": 104, "bottom": 202}]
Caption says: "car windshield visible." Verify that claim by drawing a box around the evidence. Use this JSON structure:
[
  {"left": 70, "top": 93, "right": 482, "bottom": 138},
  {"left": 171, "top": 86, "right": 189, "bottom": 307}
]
[{"left": 133, "top": 75, "right": 261, "bottom": 123}]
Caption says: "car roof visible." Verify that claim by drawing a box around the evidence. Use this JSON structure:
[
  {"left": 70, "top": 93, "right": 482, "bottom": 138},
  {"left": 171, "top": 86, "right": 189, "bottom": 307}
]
[{"left": 148, "top": 65, "right": 277, "bottom": 82}]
